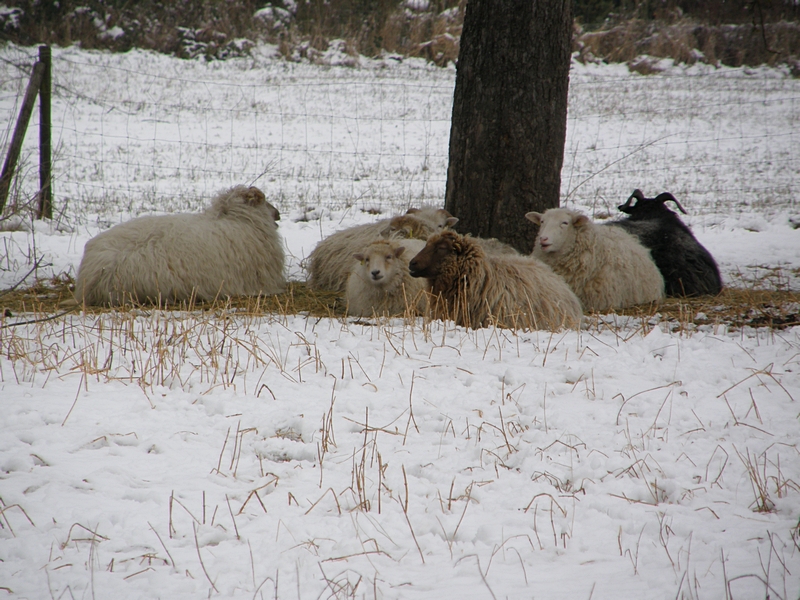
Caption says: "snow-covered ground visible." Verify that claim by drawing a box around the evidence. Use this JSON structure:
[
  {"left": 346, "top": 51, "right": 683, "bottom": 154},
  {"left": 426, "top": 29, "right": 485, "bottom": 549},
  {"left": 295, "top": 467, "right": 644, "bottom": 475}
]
[{"left": 1, "top": 44, "right": 799, "bottom": 599}]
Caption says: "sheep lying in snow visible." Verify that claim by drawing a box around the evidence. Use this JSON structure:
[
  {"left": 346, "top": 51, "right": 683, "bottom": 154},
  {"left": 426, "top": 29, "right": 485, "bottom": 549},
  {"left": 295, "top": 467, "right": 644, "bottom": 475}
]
[
  {"left": 408, "top": 231, "right": 583, "bottom": 330},
  {"left": 74, "top": 185, "right": 285, "bottom": 306},
  {"left": 610, "top": 189, "right": 723, "bottom": 297},
  {"left": 526, "top": 208, "right": 664, "bottom": 312},
  {"left": 306, "top": 206, "right": 458, "bottom": 292},
  {"left": 346, "top": 238, "right": 429, "bottom": 317}
]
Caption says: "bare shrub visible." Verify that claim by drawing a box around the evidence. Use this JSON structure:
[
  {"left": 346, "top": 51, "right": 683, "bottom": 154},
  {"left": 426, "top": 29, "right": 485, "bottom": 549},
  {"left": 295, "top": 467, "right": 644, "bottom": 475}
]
[{"left": 576, "top": 18, "right": 800, "bottom": 70}]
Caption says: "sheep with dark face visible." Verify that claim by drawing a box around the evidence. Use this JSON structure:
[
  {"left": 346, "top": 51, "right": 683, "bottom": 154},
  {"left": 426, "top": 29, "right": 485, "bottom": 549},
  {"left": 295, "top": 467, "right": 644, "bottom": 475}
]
[
  {"left": 74, "top": 185, "right": 285, "bottom": 306},
  {"left": 408, "top": 231, "right": 582, "bottom": 330},
  {"left": 610, "top": 189, "right": 723, "bottom": 297},
  {"left": 346, "top": 238, "right": 429, "bottom": 317},
  {"left": 306, "top": 206, "right": 458, "bottom": 292},
  {"left": 526, "top": 208, "right": 664, "bottom": 312}
]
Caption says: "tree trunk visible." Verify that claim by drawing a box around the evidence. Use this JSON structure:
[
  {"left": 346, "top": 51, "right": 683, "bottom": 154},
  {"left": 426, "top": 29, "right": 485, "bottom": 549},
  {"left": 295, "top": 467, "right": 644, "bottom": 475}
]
[{"left": 445, "top": 0, "right": 573, "bottom": 253}]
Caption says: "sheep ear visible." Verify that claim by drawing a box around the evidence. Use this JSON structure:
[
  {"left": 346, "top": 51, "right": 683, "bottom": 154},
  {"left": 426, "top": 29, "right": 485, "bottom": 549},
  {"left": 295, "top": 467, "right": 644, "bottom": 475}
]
[
  {"left": 655, "top": 192, "right": 687, "bottom": 214},
  {"left": 353, "top": 253, "right": 365, "bottom": 262},
  {"left": 245, "top": 187, "right": 266, "bottom": 207},
  {"left": 394, "top": 246, "right": 406, "bottom": 258},
  {"left": 525, "top": 212, "right": 542, "bottom": 225},
  {"left": 406, "top": 208, "right": 420, "bottom": 214},
  {"left": 444, "top": 216, "right": 459, "bottom": 228},
  {"left": 572, "top": 214, "right": 590, "bottom": 227},
  {"left": 437, "top": 208, "right": 455, "bottom": 218}
]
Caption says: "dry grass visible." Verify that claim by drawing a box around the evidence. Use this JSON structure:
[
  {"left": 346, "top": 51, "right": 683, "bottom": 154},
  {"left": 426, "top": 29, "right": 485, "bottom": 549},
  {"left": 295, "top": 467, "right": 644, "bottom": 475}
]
[
  {"left": 4, "top": 2, "right": 798, "bottom": 70},
  {"left": 2, "top": 275, "right": 798, "bottom": 332},
  {"left": 575, "top": 18, "right": 800, "bottom": 72},
  {"left": 613, "top": 287, "right": 800, "bottom": 331},
  {"left": 0, "top": 277, "right": 346, "bottom": 321}
]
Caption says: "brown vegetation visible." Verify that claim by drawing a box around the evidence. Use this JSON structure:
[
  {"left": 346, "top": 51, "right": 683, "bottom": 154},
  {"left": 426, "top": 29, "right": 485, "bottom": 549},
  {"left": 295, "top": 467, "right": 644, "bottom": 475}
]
[
  {"left": 1, "top": 0, "right": 797, "bottom": 71},
  {"left": 3, "top": 270, "right": 798, "bottom": 333},
  {"left": 576, "top": 19, "right": 800, "bottom": 73}
]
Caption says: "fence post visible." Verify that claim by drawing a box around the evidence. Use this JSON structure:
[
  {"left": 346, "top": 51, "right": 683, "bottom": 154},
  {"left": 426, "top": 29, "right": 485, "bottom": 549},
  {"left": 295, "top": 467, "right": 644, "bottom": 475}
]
[
  {"left": 0, "top": 60, "right": 45, "bottom": 215},
  {"left": 38, "top": 45, "right": 52, "bottom": 220}
]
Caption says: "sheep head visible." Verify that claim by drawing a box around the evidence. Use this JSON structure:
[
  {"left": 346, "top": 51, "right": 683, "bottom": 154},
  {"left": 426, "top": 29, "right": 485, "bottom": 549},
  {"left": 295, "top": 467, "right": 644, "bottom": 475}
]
[
  {"left": 618, "top": 189, "right": 687, "bottom": 217},
  {"left": 526, "top": 208, "right": 588, "bottom": 254},
  {"left": 353, "top": 241, "right": 405, "bottom": 285},
  {"left": 408, "top": 230, "right": 463, "bottom": 278},
  {"left": 243, "top": 186, "right": 281, "bottom": 221},
  {"left": 242, "top": 186, "right": 267, "bottom": 207},
  {"left": 212, "top": 185, "right": 280, "bottom": 222},
  {"left": 381, "top": 214, "right": 433, "bottom": 240},
  {"left": 406, "top": 207, "right": 459, "bottom": 231}
]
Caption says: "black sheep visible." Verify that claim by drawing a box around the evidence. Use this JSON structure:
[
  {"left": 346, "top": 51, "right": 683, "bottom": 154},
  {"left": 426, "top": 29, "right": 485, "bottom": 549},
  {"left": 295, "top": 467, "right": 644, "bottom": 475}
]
[{"left": 610, "top": 189, "right": 723, "bottom": 297}]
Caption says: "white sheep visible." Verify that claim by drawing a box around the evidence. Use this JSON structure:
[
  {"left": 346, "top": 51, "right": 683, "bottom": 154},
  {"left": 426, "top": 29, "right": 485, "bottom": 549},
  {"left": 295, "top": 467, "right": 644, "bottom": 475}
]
[
  {"left": 74, "top": 185, "right": 285, "bottom": 306},
  {"left": 346, "top": 238, "right": 429, "bottom": 317},
  {"left": 408, "top": 231, "right": 583, "bottom": 330},
  {"left": 525, "top": 208, "right": 664, "bottom": 312},
  {"left": 306, "top": 206, "right": 458, "bottom": 292}
]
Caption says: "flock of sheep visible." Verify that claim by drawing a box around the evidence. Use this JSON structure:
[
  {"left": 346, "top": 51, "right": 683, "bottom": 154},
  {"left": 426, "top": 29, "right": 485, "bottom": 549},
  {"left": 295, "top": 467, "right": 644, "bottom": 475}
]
[{"left": 73, "top": 185, "right": 723, "bottom": 331}]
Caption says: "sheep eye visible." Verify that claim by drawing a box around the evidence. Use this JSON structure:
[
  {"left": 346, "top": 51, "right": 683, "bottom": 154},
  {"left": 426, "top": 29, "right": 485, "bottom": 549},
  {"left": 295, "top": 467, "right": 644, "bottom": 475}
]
[{"left": 385, "top": 255, "right": 393, "bottom": 260}]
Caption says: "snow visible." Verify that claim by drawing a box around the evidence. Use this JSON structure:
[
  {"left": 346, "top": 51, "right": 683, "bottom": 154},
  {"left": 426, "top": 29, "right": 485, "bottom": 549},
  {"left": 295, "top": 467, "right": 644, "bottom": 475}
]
[{"left": 1, "top": 44, "right": 799, "bottom": 599}]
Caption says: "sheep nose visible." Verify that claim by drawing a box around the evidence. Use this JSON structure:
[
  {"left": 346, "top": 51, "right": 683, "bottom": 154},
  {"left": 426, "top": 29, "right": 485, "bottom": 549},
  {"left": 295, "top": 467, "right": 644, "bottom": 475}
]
[{"left": 371, "top": 270, "right": 383, "bottom": 279}]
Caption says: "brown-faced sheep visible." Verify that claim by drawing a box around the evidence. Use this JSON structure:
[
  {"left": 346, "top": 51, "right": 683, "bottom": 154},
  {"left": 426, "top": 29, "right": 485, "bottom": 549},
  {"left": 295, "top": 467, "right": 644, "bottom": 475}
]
[
  {"left": 74, "top": 185, "right": 285, "bottom": 306},
  {"left": 346, "top": 238, "right": 429, "bottom": 317},
  {"left": 408, "top": 231, "right": 583, "bottom": 331},
  {"left": 525, "top": 208, "right": 664, "bottom": 312},
  {"left": 306, "top": 206, "right": 458, "bottom": 292}
]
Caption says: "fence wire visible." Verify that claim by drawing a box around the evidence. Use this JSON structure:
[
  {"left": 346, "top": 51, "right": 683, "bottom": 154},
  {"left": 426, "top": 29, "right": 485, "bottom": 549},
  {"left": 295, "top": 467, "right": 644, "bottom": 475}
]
[{"left": 0, "top": 45, "right": 797, "bottom": 226}]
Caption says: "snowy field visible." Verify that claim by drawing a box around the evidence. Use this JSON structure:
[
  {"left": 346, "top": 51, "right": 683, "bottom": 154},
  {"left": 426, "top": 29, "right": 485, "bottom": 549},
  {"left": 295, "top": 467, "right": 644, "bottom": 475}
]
[{"left": 1, "top": 43, "right": 799, "bottom": 599}]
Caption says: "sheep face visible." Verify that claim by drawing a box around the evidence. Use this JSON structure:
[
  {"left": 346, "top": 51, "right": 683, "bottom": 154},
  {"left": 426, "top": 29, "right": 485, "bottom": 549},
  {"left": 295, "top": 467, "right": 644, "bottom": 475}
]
[
  {"left": 526, "top": 209, "right": 589, "bottom": 254},
  {"left": 408, "top": 231, "right": 459, "bottom": 278},
  {"left": 352, "top": 241, "right": 406, "bottom": 286}
]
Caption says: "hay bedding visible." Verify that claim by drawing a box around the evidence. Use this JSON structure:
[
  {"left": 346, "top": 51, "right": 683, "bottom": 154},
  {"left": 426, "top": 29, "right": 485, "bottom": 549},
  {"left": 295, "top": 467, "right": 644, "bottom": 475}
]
[{"left": 1, "top": 274, "right": 798, "bottom": 331}]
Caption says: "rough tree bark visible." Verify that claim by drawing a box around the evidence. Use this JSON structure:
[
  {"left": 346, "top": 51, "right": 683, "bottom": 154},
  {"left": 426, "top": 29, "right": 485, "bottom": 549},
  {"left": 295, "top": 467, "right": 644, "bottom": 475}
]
[{"left": 444, "top": 0, "right": 573, "bottom": 253}]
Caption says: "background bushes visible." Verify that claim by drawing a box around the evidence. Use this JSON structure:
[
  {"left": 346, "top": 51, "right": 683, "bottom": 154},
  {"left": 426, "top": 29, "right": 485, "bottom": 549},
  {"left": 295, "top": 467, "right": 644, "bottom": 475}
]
[{"left": 0, "top": 0, "right": 797, "bottom": 69}]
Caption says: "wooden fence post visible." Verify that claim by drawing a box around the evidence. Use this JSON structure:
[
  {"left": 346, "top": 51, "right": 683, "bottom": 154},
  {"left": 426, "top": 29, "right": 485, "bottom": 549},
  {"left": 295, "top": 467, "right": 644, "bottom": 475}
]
[
  {"left": 38, "top": 45, "right": 52, "bottom": 220},
  {"left": 0, "top": 58, "right": 45, "bottom": 215}
]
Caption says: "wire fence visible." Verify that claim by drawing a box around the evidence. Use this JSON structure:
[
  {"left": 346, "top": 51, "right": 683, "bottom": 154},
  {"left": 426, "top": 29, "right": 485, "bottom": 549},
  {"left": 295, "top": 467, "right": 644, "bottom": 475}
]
[{"left": 1, "top": 44, "right": 798, "bottom": 226}]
